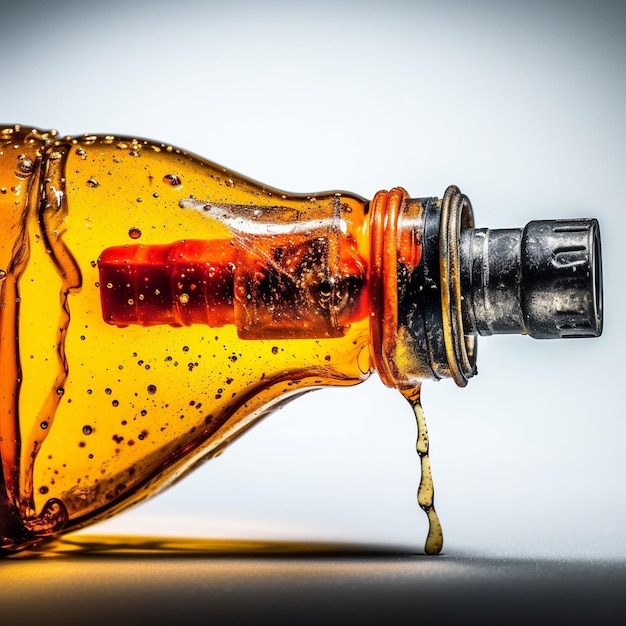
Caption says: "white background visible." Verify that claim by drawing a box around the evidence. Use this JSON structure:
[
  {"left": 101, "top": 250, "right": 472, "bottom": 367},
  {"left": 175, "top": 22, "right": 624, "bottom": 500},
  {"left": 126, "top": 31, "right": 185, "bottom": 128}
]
[{"left": 1, "top": 0, "right": 623, "bottom": 558}]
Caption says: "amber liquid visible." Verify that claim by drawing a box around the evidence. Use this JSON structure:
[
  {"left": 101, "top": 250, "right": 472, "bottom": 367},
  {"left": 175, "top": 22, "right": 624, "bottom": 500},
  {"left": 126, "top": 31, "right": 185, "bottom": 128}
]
[{"left": 0, "top": 125, "right": 441, "bottom": 555}]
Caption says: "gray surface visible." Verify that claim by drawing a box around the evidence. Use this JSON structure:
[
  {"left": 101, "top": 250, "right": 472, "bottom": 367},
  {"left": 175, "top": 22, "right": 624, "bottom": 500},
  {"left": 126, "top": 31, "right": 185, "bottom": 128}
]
[{"left": 3, "top": 537, "right": 625, "bottom": 625}]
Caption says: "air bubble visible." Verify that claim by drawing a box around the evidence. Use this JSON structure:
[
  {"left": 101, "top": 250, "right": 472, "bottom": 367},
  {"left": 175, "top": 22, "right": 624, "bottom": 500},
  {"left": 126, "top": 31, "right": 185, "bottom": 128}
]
[{"left": 179, "top": 293, "right": 189, "bottom": 304}]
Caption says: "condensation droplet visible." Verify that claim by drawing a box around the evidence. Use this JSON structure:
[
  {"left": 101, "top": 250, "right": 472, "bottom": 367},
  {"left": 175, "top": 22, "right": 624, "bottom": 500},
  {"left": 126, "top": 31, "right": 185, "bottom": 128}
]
[
  {"left": 82, "top": 425, "right": 93, "bottom": 435},
  {"left": 112, "top": 399, "right": 119, "bottom": 407},
  {"left": 147, "top": 384, "right": 157, "bottom": 395},
  {"left": 40, "top": 421, "right": 48, "bottom": 430},
  {"left": 86, "top": 178, "right": 99, "bottom": 188},
  {"left": 163, "top": 174, "right": 182, "bottom": 187},
  {"left": 16, "top": 156, "right": 34, "bottom": 178},
  {"left": 0, "top": 269, "right": 6, "bottom": 280},
  {"left": 225, "top": 178, "right": 234, "bottom": 187},
  {"left": 128, "top": 227, "right": 142, "bottom": 240},
  {"left": 179, "top": 293, "right": 189, "bottom": 304}
]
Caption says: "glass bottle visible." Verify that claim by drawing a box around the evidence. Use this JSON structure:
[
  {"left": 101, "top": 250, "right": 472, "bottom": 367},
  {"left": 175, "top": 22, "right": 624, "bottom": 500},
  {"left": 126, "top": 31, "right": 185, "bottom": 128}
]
[{"left": 0, "top": 124, "right": 602, "bottom": 554}]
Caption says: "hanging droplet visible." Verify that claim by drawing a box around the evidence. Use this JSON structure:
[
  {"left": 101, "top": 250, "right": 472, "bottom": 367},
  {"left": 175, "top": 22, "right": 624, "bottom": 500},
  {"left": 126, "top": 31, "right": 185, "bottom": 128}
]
[{"left": 402, "top": 386, "right": 443, "bottom": 555}]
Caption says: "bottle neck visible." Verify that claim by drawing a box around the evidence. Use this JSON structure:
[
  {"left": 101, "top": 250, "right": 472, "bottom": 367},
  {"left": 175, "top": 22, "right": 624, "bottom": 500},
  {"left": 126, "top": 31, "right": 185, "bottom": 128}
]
[{"left": 369, "top": 186, "right": 477, "bottom": 389}]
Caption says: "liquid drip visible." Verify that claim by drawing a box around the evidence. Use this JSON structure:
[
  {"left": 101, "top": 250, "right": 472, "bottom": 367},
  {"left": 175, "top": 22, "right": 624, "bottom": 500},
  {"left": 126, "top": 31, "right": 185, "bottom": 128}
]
[{"left": 402, "top": 385, "right": 443, "bottom": 555}]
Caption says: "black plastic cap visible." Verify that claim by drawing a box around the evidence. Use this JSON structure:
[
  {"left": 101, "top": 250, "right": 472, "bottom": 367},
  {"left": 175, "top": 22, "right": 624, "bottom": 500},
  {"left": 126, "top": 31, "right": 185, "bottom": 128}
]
[
  {"left": 521, "top": 219, "right": 603, "bottom": 339},
  {"left": 460, "top": 218, "right": 603, "bottom": 340}
]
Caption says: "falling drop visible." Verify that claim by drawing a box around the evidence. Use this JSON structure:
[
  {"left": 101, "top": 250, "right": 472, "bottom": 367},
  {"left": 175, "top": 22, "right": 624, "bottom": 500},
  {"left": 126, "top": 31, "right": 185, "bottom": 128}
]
[{"left": 402, "top": 385, "right": 443, "bottom": 555}]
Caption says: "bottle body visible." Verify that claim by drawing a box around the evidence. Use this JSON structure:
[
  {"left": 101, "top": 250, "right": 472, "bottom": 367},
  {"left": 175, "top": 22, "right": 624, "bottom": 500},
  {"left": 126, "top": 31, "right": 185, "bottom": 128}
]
[{"left": 0, "top": 126, "right": 373, "bottom": 551}]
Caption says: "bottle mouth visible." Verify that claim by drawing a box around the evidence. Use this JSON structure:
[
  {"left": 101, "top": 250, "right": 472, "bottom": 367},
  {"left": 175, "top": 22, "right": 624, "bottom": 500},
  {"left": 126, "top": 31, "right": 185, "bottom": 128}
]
[{"left": 368, "top": 185, "right": 478, "bottom": 389}]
